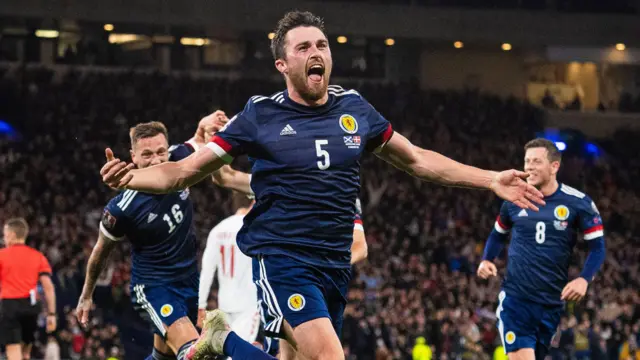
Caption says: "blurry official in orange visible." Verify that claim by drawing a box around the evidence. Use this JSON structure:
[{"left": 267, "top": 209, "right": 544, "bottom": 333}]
[{"left": 0, "top": 218, "right": 57, "bottom": 360}]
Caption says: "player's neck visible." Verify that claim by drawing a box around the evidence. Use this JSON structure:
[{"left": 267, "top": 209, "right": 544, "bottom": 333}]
[
  {"left": 539, "top": 179, "right": 559, "bottom": 197},
  {"left": 287, "top": 87, "right": 329, "bottom": 107}
]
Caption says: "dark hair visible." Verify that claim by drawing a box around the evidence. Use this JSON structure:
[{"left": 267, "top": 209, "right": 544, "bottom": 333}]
[
  {"left": 271, "top": 11, "right": 326, "bottom": 60},
  {"left": 129, "top": 121, "right": 169, "bottom": 148},
  {"left": 524, "top": 138, "right": 562, "bottom": 162},
  {"left": 5, "top": 217, "right": 29, "bottom": 239}
]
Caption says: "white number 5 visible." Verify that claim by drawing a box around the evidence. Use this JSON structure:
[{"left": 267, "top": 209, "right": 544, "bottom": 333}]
[{"left": 316, "top": 139, "right": 330, "bottom": 170}]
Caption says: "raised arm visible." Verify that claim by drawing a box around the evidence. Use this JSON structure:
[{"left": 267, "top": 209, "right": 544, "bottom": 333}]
[{"left": 375, "top": 132, "right": 544, "bottom": 210}]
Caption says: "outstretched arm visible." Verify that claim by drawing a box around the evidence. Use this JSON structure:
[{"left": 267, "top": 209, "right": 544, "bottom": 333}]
[
  {"left": 101, "top": 146, "right": 226, "bottom": 193},
  {"left": 375, "top": 132, "right": 544, "bottom": 210},
  {"left": 101, "top": 110, "right": 231, "bottom": 193}
]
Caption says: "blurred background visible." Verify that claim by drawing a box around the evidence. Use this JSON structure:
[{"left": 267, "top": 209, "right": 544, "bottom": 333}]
[{"left": 0, "top": 0, "right": 639, "bottom": 359}]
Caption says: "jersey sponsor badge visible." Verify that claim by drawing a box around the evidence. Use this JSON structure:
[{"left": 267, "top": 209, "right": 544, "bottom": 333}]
[
  {"left": 554, "top": 205, "right": 570, "bottom": 220},
  {"left": 343, "top": 136, "right": 361, "bottom": 149},
  {"left": 505, "top": 331, "right": 516, "bottom": 345},
  {"left": 160, "top": 304, "right": 174, "bottom": 317},
  {"left": 554, "top": 220, "right": 568, "bottom": 231},
  {"left": 101, "top": 209, "right": 117, "bottom": 230},
  {"left": 287, "top": 294, "right": 306, "bottom": 312},
  {"left": 339, "top": 114, "right": 358, "bottom": 134}
]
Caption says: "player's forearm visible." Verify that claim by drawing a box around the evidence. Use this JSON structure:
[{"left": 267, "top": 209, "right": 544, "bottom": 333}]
[
  {"left": 580, "top": 238, "right": 606, "bottom": 282},
  {"left": 127, "top": 150, "right": 223, "bottom": 193},
  {"left": 126, "top": 162, "right": 189, "bottom": 194},
  {"left": 40, "top": 276, "right": 56, "bottom": 314},
  {"left": 81, "top": 238, "right": 116, "bottom": 298},
  {"left": 350, "top": 230, "right": 368, "bottom": 264},
  {"left": 412, "top": 148, "right": 497, "bottom": 189}
]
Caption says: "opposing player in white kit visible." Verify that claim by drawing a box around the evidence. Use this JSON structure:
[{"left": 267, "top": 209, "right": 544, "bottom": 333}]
[{"left": 198, "top": 192, "right": 260, "bottom": 344}]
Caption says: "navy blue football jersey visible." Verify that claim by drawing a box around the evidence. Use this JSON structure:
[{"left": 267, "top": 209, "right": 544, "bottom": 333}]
[
  {"left": 493, "top": 183, "right": 604, "bottom": 305},
  {"left": 100, "top": 143, "right": 199, "bottom": 285},
  {"left": 207, "top": 86, "right": 393, "bottom": 268}
]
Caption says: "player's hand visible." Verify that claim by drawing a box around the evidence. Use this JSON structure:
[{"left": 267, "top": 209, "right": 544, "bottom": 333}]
[
  {"left": 76, "top": 296, "right": 93, "bottom": 328},
  {"left": 561, "top": 277, "right": 588, "bottom": 302},
  {"left": 46, "top": 314, "right": 57, "bottom": 333},
  {"left": 197, "top": 110, "right": 229, "bottom": 143},
  {"left": 490, "top": 170, "right": 545, "bottom": 211},
  {"left": 477, "top": 260, "right": 498, "bottom": 279},
  {"left": 101, "top": 148, "right": 135, "bottom": 190},
  {"left": 197, "top": 308, "right": 206, "bottom": 329}
]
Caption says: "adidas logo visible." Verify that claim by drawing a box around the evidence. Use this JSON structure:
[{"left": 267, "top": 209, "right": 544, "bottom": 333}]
[
  {"left": 280, "top": 124, "right": 297, "bottom": 136},
  {"left": 518, "top": 209, "right": 528, "bottom": 217},
  {"left": 147, "top": 213, "right": 158, "bottom": 223}
]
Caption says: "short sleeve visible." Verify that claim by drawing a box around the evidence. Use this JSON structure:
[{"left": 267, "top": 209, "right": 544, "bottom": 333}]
[
  {"left": 363, "top": 99, "right": 394, "bottom": 152},
  {"left": 169, "top": 143, "right": 196, "bottom": 162},
  {"left": 38, "top": 253, "right": 52, "bottom": 276},
  {"left": 494, "top": 202, "right": 513, "bottom": 234},
  {"left": 578, "top": 198, "right": 604, "bottom": 241},
  {"left": 100, "top": 197, "right": 129, "bottom": 241},
  {"left": 207, "top": 98, "right": 259, "bottom": 163}
]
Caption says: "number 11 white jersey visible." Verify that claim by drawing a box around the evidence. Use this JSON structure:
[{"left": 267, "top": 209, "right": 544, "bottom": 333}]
[{"left": 199, "top": 213, "right": 257, "bottom": 313}]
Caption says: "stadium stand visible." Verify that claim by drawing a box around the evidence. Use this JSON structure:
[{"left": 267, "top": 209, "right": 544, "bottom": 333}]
[{"left": 1, "top": 66, "right": 639, "bottom": 360}]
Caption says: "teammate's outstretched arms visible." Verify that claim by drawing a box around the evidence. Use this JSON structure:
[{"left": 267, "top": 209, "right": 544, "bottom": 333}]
[
  {"left": 375, "top": 132, "right": 545, "bottom": 211},
  {"left": 100, "top": 110, "right": 230, "bottom": 193},
  {"left": 101, "top": 146, "right": 226, "bottom": 193},
  {"left": 77, "top": 231, "right": 119, "bottom": 327}
]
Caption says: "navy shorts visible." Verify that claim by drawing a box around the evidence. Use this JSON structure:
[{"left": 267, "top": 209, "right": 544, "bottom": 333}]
[
  {"left": 254, "top": 255, "right": 351, "bottom": 340},
  {"left": 496, "top": 290, "right": 564, "bottom": 354},
  {"left": 130, "top": 272, "right": 199, "bottom": 338}
]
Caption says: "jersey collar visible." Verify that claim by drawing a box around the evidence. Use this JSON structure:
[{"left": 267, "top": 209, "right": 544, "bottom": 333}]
[{"left": 283, "top": 89, "right": 336, "bottom": 113}]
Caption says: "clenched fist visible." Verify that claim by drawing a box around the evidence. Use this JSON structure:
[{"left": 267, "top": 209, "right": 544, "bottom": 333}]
[{"left": 477, "top": 260, "right": 498, "bottom": 279}]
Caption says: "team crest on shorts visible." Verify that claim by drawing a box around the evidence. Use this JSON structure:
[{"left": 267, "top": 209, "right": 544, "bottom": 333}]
[
  {"left": 160, "top": 304, "right": 174, "bottom": 317},
  {"left": 339, "top": 114, "right": 358, "bottom": 134},
  {"left": 505, "top": 331, "right": 516, "bottom": 345},
  {"left": 554, "top": 205, "right": 570, "bottom": 221},
  {"left": 287, "top": 294, "right": 306, "bottom": 312}
]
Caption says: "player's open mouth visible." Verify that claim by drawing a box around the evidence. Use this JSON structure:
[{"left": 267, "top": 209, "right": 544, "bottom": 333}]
[{"left": 307, "top": 64, "right": 325, "bottom": 83}]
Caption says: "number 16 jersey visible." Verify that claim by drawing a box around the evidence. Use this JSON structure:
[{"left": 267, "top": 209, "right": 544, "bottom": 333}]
[
  {"left": 100, "top": 143, "right": 198, "bottom": 285},
  {"left": 208, "top": 86, "right": 393, "bottom": 269}
]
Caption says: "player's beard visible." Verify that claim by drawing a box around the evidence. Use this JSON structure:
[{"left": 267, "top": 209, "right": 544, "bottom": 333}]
[{"left": 290, "top": 68, "right": 328, "bottom": 103}]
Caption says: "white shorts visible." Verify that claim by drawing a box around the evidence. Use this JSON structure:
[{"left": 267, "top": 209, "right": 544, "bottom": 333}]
[{"left": 227, "top": 308, "right": 261, "bottom": 344}]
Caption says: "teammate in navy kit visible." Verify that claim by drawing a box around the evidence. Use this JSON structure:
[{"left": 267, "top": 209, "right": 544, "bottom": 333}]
[
  {"left": 76, "top": 119, "right": 225, "bottom": 360},
  {"left": 478, "top": 138, "right": 606, "bottom": 360},
  {"left": 99, "top": 11, "right": 544, "bottom": 360}
]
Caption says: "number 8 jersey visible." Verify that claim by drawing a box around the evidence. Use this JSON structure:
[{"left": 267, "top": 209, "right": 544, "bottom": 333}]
[
  {"left": 100, "top": 143, "right": 198, "bottom": 285},
  {"left": 492, "top": 183, "right": 605, "bottom": 305},
  {"left": 208, "top": 86, "right": 393, "bottom": 269}
]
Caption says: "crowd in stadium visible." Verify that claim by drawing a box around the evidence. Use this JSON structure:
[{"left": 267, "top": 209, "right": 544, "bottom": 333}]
[{"left": 0, "top": 66, "right": 639, "bottom": 359}]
